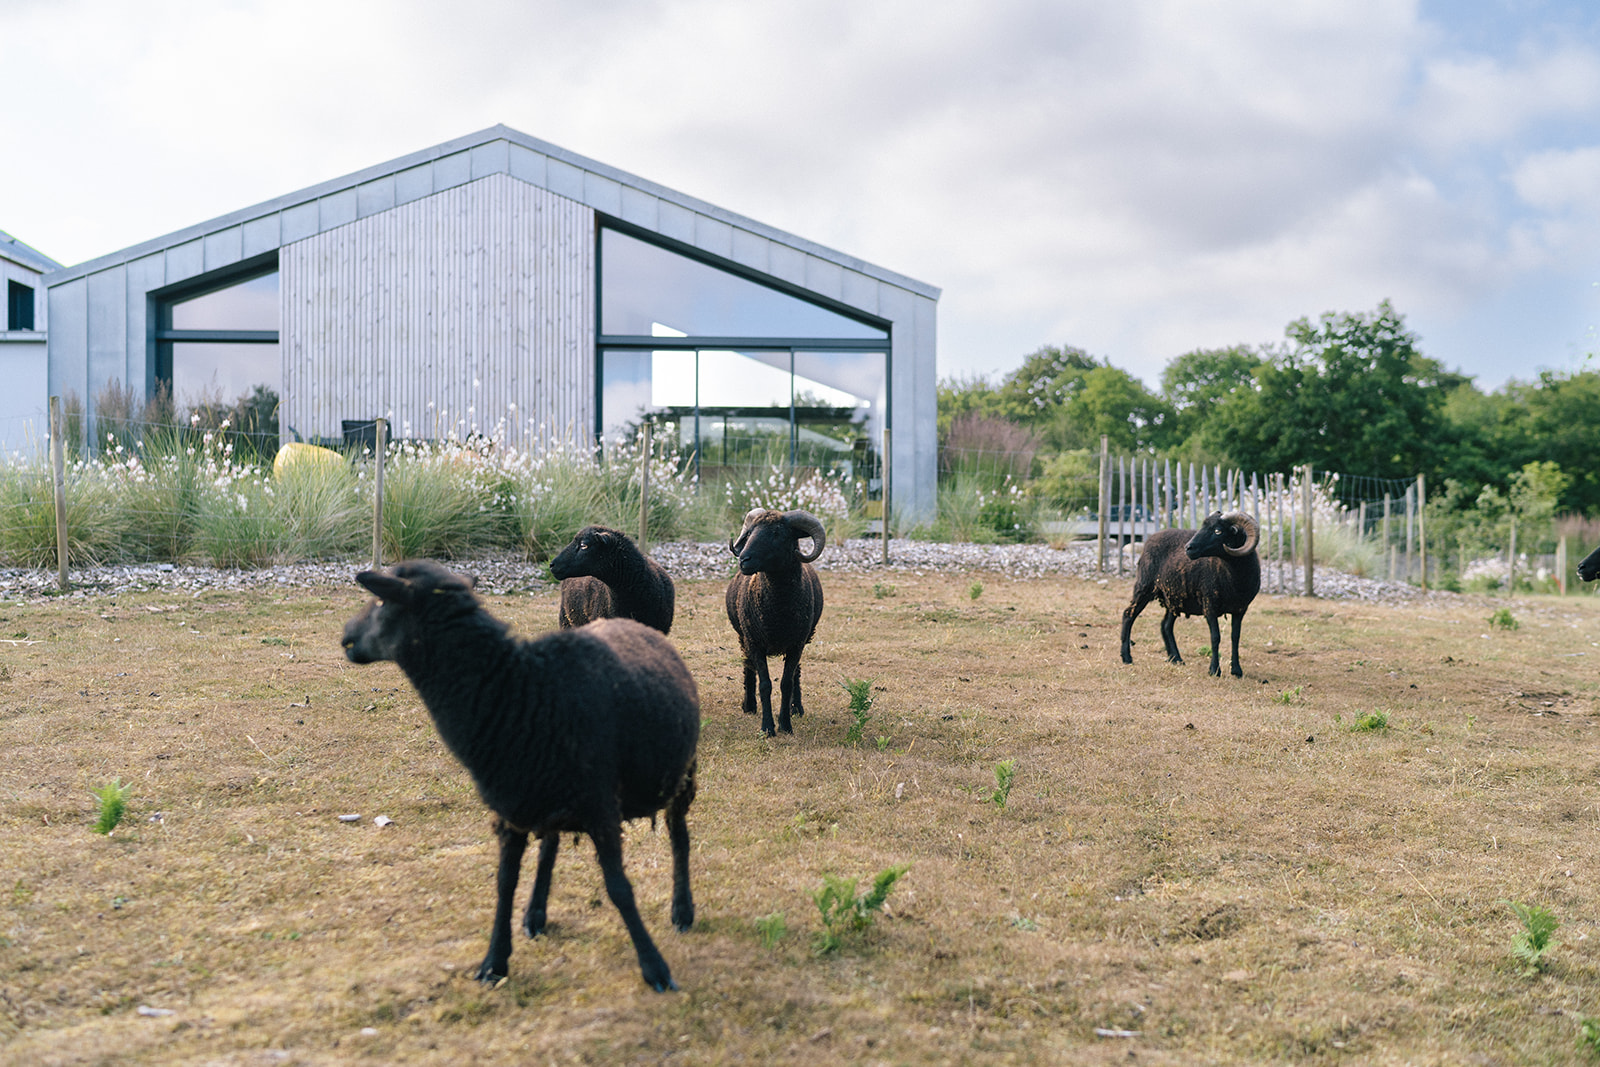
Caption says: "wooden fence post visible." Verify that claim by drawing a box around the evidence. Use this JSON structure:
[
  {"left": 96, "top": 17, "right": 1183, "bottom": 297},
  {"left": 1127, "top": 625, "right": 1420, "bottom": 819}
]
[
  {"left": 371, "top": 417, "right": 387, "bottom": 570},
  {"left": 1383, "top": 492, "right": 1393, "bottom": 580},
  {"left": 1417, "top": 473, "right": 1428, "bottom": 591},
  {"left": 881, "top": 426, "right": 892, "bottom": 565},
  {"left": 1558, "top": 536, "right": 1569, "bottom": 595},
  {"left": 1303, "top": 464, "right": 1315, "bottom": 597},
  {"left": 1097, "top": 435, "right": 1110, "bottom": 572},
  {"left": 639, "top": 421, "right": 652, "bottom": 555},
  {"left": 1507, "top": 515, "right": 1517, "bottom": 597},
  {"left": 50, "top": 395, "right": 69, "bottom": 591}
]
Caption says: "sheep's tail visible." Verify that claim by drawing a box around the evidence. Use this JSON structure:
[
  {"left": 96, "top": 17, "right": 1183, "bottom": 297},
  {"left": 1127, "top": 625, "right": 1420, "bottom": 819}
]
[{"left": 1220, "top": 511, "right": 1259, "bottom": 556}]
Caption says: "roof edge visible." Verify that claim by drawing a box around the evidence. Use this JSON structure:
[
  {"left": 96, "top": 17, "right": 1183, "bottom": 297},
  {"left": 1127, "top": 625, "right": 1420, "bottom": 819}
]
[
  {"left": 0, "top": 229, "right": 64, "bottom": 273},
  {"left": 43, "top": 124, "right": 940, "bottom": 301}
]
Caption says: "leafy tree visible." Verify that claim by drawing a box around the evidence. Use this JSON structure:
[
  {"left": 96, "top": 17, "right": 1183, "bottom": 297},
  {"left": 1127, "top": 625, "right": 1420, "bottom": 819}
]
[
  {"left": 1160, "top": 345, "right": 1264, "bottom": 454},
  {"left": 1040, "top": 365, "right": 1170, "bottom": 453},
  {"left": 1490, "top": 371, "right": 1600, "bottom": 514},
  {"left": 936, "top": 374, "right": 1008, "bottom": 438},
  {"left": 995, "top": 344, "right": 1103, "bottom": 423},
  {"left": 1202, "top": 302, "right": 1448, "bottom": 478}
]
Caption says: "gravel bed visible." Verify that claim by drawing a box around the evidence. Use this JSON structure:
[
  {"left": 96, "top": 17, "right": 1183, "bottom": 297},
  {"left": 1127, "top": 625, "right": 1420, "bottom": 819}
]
[{"left": 0, "top": 539, "right": 1444, "bottom": 607}]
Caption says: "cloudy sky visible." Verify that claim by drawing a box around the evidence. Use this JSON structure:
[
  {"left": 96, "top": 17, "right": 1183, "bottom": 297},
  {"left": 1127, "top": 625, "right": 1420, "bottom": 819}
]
[{"left": 5, "top": 0, "right": 1599, "bottom": 391}]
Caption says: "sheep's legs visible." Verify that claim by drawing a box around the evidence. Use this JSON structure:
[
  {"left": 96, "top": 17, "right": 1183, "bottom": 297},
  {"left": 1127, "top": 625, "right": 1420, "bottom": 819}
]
[
  {"left": 1159, "top": 610, "right": 1184, "bottom": 664},
  {"left": 1120, "top": 592, "right": 1155, "bottom": 663},
  {"left": 476, "top": 817, "right": 529, "bottom": 982},
  {"left": 1228, "top": 610, "right": 1246, "bottom": 678},
  {"left": 777, "top": 652, "right": 803, "bottom": 733},
  {"left": 750, "top": 655, "right": 780, "bottom": 737},
  {"left": 590, "top": 823, "right": 676, "bottom": 992},
  {"left": 740, "top": 662, "right": 758, "bottom": 715},
  {"left": 522, "top": 833, "right": 560, "bottom": 938},
  {"left": 1205, "top": 613, "right": 1223, "bottom": 677},
  {"left": 665, "top": 764, "right": 696, "bottom": 932}
]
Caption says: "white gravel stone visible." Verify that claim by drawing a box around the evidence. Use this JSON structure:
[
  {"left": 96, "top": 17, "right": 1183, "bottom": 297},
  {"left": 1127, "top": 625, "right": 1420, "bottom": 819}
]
[{"left": 0, "top": 538, "right": 1451, "bottom": 607}]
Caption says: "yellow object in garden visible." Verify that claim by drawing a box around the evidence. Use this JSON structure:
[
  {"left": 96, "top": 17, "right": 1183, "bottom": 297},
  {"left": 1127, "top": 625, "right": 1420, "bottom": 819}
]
[{"left": 273, "top": 442, "right": 343, "bottom": 477}]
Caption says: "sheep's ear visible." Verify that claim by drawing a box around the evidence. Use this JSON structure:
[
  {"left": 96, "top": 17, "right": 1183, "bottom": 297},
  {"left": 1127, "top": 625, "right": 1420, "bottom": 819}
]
[
  {"left": 596, "top": 530, "right": 614, "bottom": 547},
  {"left": 356, "top": 570, "right": 413, "bottom": 604}
]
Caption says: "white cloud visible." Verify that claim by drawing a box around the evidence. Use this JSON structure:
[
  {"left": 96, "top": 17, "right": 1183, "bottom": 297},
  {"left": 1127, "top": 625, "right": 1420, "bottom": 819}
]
[{"left": 3, "top": 0, "right": 1599, "bottom": 390}]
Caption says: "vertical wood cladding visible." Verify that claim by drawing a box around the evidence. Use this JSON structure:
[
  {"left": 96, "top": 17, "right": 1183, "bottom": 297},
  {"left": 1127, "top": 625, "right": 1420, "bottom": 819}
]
[{"left": 281, "top": 173, "right": 593, "bottom": 447}]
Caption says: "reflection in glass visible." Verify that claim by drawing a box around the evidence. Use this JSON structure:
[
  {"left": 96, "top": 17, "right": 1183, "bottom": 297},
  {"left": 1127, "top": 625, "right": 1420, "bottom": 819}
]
[
  {"left": 601, "top": 229, "right": 885, "bottom": 340},
  {"left": 171, "top": 343, "right": 281, "bottom": 412},
  {"left": 170, "top": 271, "right": 280, "bottom": 331},
  {"left": 793, "top": 351, "right": 885, "bottom": 482},
  {"left": 600, "top": 348, "right": 886, "bottom": 487}
]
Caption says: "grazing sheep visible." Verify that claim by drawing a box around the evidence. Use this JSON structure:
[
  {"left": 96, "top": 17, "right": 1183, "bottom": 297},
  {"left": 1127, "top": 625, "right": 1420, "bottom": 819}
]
[
  {"left": 1119, "top": 510, "right": 1261, "bottom": 678},
  {"left": 341, "top": 559, "right": 699, "bottom": 992},
  {"left": 1580, "top": 542, "right": 1600, "bottom": 583},
  {"left": 549, "top": 525, "right": 676, "bottom": 635},
  {"left": 725, "top": 508, "right": 826, "bottom": 737}
]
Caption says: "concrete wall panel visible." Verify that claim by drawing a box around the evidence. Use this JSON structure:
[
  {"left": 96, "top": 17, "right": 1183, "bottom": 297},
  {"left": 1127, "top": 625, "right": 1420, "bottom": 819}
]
[
  {"left": 204, "top": 227, "right": 243, "bottom": 271},
  {"left": 434, "top": 150, "right": 472, "bottom": 191},
  {"left": 282, "top": 202, "right": 319, "bottom": 243},
  {"left": 319, "top": 189, "right": 358, "bottom": 231},
  {"left": 395, "top": 164, "right": 433, "bottom": 205},
  {"left": 165, "top": 240, "right": 204, "bottom": 285},
  {"left": 509, "top": 144, "right": 547, "bottom": 187},
  {"left": 657, "top": 201, "right": 695, "bottom": 245},
  {"left": 730, "top": 229, "right": 769, "bottom": 274},
  {"left": 619, "top": 186, "right": 658, "bottom": 229},
  {"left": 242, "top": 215, "right": 281, "bottom": 258},
  {"left": 357, "top": 178, "right": 396, "bottom": 218}
]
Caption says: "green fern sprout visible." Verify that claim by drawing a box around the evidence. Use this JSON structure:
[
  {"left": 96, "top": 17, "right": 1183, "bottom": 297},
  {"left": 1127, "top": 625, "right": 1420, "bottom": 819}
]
[
  {"left": 92, "top": 779, "right": 132, "bottom": 835},
  {"left": 1580, "top": 1016, "right": 1600, "bottom": 1058},
  {"left": 1504, "top": 899, "right": 1559, "bottom": 976},
  {"left": 968, "top": 581, "right": 983, "bottom": 601},
  {"left": 990, "top": 759, "right": 1017, "bottom": 809},
  {"left": 755, "top": 911, "right": 787, "bottom": 950},
  {"left": 841, "top": 678, "right": 875, "bottom": 747},
  {"left": 1488, "top": 607, "right": 1519, "bottom": 631},
  {"left": 813, "top": 863, "right": 910, "bottom": 954}
]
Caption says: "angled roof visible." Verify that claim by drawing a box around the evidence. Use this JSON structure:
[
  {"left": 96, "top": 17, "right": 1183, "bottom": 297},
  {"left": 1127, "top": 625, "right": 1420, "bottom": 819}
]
[
  {"left": 44, "top": 125, "right": 939, "bottom": 303},
  {"left": 0, "top": 229, "right": 63, "bottom": 273}
]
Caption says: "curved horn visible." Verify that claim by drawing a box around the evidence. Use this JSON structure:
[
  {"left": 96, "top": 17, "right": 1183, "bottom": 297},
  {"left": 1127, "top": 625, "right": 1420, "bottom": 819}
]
[
  {"left": 1220, "top": 510, "right": 1259, "bottom": 556},
  {"left": 729, "top": 508, "right": 766, "bottom": 555},
  {"left": 783, "top": 510, "right": 827, "bottom": 562}
]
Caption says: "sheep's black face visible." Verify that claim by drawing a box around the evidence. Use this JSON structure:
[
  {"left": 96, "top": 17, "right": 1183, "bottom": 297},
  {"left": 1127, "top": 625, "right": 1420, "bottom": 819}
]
[
  {"left": 550, "top": 526, "right": 616, "bottom": 580},
  {"left": 1580, "top": 544, "right": 1600, "bottom": 583},
  {"left": 341, "top": 601, "right": 393, "bottom": 664},
  {"left": 1185, "top": 513, "right": 1243, "bottom": 560},
  {"left": 341, "top": 560, "right": 479, "bottom": 663},
  {"left": 736, "top": 520, "right": 796, "bottom": 576}
]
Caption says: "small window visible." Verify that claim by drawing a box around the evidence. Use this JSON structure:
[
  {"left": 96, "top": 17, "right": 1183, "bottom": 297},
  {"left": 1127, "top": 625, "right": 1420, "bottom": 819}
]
[{"left": 7, "top": 280, "right": 34, "bottom": 331}]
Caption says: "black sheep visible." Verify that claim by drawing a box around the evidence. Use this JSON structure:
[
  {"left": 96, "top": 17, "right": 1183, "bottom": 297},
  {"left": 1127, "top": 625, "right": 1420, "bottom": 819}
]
[
  {"left": 1579, "top": 542, "right": 1600, "bottom": 583},
  {"left": 341, "top": 559, "right": 699, "bottom": 991},
  {"left": 549, "top": 525, "right": 676, "bottom": 634},
  {"left": 725, "top": 508, "right": 826, "bottom": 737},
  {"left": 1120, "top": 510, "right": 1261, "bottom": 678}
]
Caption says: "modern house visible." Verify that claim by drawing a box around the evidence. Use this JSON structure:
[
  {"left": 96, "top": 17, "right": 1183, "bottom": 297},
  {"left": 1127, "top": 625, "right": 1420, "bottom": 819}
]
[
  {"left": 41, "top": 125, "right": 940, "bottom": 517},
  {"left": 0, "top": 229, "right": 60, "bottom": 453}
]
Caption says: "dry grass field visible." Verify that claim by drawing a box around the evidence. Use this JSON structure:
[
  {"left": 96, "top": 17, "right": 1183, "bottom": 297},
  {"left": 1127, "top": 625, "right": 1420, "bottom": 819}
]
[{"left": 4, "top": 563, "right": 1600, "bottom": 1064}]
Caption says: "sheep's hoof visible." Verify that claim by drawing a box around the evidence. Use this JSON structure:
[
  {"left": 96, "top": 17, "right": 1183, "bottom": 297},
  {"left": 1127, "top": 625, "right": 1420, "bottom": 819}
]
[
  {"left": 473, "top": 960, "right": 508, "bottom": 984},
  {"left": 522, "top": 914, "right": 546, "bottom": 938}
]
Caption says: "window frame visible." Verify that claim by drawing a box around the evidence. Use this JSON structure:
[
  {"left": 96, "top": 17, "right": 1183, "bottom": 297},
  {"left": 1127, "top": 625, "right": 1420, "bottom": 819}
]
[{"left": 593, "top": 219, "right": 891, "bottom": 461}]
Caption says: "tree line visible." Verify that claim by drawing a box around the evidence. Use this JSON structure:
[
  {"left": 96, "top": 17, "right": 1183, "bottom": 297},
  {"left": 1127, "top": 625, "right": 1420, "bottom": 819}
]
[{"left": 940, "top": 300, "right": 1600, "bottom": 523}]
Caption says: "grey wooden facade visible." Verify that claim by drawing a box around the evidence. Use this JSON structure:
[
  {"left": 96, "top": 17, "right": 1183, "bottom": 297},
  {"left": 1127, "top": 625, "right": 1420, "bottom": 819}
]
[
  {"left": 282, "top": 174, "right": 593, "bottom": 445},
  {"left": 41, "top": 125, "right": 941, "bottom": 516}
]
